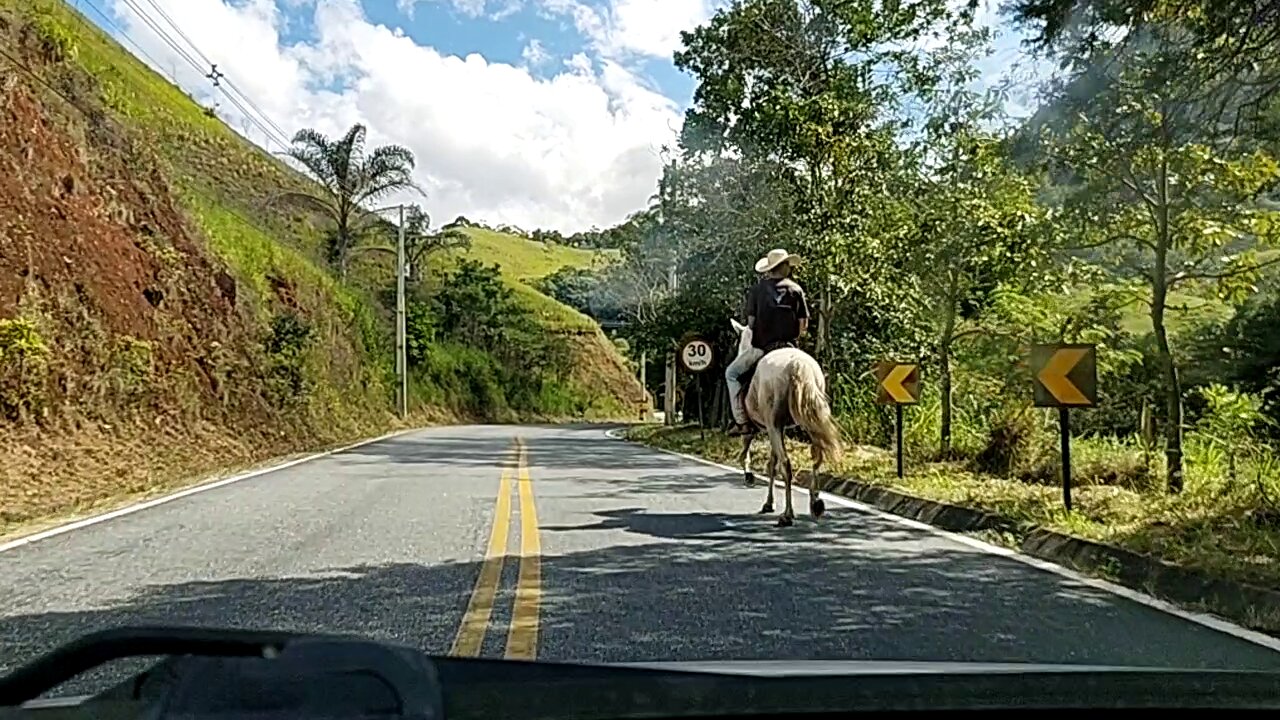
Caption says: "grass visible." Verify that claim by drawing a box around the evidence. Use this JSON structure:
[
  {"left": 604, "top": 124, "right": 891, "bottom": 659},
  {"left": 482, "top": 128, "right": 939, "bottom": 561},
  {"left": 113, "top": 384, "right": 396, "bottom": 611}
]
[
  {"left": 1118, "top": 289, "right": 1233, "bottom": 336},
  {"left": 179, "top": 190, "right": 338, "bottom": 309},
  {"left": 510, "top": 282, "right": 597, "bottom": 332},
  {"left": 627, "top": 425, "right": 1280, "bottom": 595},
  {"left": 435, "top": 227, "right": 614, "bottom": 282}
]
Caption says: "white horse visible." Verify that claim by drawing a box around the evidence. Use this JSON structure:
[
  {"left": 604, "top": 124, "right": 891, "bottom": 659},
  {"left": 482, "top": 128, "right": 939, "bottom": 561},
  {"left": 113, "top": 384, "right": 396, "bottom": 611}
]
[{"left": 729, "top": 318, "right": 842, "bottom": 527}]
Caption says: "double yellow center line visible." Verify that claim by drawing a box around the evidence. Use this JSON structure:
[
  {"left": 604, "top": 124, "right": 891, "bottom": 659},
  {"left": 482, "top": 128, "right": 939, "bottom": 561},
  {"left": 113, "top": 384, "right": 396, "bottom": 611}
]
[{"left": 449, "top": 437, "right": 542, "bottom": 660}]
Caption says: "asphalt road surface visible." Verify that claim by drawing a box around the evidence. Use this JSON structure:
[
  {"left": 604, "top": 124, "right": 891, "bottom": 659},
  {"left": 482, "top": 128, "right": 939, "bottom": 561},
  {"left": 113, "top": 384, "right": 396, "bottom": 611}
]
[{"left": 3, "top": 424, "right": 1280, "bottom": 694}]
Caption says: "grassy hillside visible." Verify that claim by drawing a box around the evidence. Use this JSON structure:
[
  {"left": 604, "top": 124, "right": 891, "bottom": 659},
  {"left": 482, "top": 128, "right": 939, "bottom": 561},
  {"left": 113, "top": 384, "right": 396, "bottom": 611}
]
[
  {"left": 419, "top": 225, "right": 644, "bottom": 415},
  {"left": 0, "top": 0, "right": 646, "bottom": 537},
  {"left": 427, "top": 226, "right": 606, "bottom": 331},
  {"left": 443, "top": 227, "right": 611, "bottom": 281}
]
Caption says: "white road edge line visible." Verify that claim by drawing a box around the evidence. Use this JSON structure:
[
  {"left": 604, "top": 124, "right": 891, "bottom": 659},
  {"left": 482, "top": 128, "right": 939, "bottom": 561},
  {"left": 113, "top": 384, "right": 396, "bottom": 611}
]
[
  {"left": 602, "top": 427, "right": 1280, "bottom": 654},
  {"left": 0, "top": 427, "right": 423, "bottom": 554}
]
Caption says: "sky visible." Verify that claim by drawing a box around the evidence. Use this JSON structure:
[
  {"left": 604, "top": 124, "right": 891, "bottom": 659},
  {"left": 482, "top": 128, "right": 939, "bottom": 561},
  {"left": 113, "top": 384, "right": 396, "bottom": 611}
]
[{"left": 74, "top": 0, "right": 1051, "bottom": 234}]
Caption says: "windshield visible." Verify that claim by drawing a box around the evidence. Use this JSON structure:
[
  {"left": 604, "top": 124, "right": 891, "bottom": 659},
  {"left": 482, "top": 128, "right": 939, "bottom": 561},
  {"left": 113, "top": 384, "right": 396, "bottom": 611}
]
[{"left": 3, "top": 0, "right": 1280, "bottom": 706}]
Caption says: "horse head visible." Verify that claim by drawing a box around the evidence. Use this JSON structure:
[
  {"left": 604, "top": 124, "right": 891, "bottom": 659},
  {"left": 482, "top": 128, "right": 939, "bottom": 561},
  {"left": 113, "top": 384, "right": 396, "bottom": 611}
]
[{"left": 729, "top": 318, "right": 753, "bottom": 358}]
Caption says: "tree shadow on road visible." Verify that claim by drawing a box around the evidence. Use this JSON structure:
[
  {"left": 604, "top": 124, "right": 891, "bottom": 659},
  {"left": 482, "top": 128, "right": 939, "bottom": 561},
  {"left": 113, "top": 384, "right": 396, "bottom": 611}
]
[{"left": 5, "top": 501, "right": 1280, "bottom": 698}]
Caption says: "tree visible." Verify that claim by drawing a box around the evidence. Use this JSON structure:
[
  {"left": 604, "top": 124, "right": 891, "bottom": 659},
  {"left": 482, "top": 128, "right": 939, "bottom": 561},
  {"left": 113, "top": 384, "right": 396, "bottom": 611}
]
[
  {"left": 401, "top": 206, "right": 470, "bottom": 283},
  {"left": 1013, "top": 0, "right": 1280, "bottom": 72},
  {"left": 1011, "top": 0, "right": 1280, "bottom": 149},
  {"left": 904, "top": 45, "right": 1047, "bottom": 457},
  {"left": 600, "top": 154, "right": 801, "bottom": 361},
  {"left": 674, "top": 0, "right": 970, "bottom": 363},
  {"left": 277, "top": 123, "right": 422, "bottom": 277},
  {"left": 431, "top": 259, "right": 520, "bottom": 349},
  {"left": 1037, "top": 31, "right": 1280, "bottom": 492}
]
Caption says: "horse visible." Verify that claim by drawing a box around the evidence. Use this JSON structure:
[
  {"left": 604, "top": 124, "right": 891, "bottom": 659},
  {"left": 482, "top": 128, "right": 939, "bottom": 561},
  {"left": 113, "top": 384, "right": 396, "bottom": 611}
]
[{"left": 729, "top": 318, "right": 842, "bottom": 527}]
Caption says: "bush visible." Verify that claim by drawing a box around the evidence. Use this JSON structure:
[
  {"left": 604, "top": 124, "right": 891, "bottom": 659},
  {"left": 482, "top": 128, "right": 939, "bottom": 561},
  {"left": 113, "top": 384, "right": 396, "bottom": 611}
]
[
  {"left": 972, "top": 404, "right": 1051, "bottom": 480},
  {"left": 1188, "top": 383, "right": 1271, "bottom": 484},
  {"left": 264, "top": 312, "right": 313, "bottom": 405},
  {"left": 0, "top": 317, "right": 49, "bottom": 421},
  {"left": 1186, "top": 281, "right": 1280, "bottom": 435},
  {"left": 30, "top": 7, "right": 78, "bottom": 64},
  {"left": 407, "top": 259, "right": 576, "bottom": 418}
]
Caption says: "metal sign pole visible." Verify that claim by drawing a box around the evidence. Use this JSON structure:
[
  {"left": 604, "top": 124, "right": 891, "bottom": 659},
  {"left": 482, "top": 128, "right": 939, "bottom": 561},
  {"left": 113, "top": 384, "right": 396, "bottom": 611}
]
[
  {"left": 698, "top": 380, "right": 705, "bottom": 440},
  {"left": 1059, "top": 407, "right": 1072, "bottom": 511},
  {"left": 896, "top": 404, "right": 905, "bottom": 479}
]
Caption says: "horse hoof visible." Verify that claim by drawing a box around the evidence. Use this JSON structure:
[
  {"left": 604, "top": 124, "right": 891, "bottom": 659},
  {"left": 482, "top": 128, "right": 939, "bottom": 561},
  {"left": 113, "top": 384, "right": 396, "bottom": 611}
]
[
  {"left": 744, "top": 472, "right": 756, "bottom": 488},
  {"left": 758, "top": 503, "right": 774, "bottom": 514},
  {"left": 811, "top": 498, "right": 826, "bottom": 517},
  {"left": 776, "top": 515, "right": 794, "bottom": 528}
]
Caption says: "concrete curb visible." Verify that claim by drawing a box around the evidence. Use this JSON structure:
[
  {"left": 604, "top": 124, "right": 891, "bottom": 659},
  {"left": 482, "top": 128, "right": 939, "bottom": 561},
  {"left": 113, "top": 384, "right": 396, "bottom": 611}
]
[{"left": 808, "top": 472, "right": 1280, "bottom": 635}]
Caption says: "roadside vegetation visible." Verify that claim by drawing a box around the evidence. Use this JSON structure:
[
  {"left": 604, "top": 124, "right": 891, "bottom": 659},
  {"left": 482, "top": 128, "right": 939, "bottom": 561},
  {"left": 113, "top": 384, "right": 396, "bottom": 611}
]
[
  {"left": 0, "top": 0, "right": 644, "bottom": 537},
  {"left": 536, "top": 0, "right": 1280, "bottom": 603}
]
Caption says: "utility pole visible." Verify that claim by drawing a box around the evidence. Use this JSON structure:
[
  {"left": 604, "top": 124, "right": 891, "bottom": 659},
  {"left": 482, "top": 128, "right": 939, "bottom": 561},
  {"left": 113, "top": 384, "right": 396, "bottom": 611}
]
[
  {"left": 365, "top": 203, "right": 411, "bottom": 420},
  {"left": 396, "top": 205, "right": 408, "bottom": 419},
  {"left": 664, "top": 261, "right": 677, "bottom": 425}
]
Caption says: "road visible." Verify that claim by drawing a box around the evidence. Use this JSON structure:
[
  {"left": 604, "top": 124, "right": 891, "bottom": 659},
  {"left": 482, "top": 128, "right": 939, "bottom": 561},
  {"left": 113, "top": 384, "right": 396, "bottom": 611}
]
[{"left": 2, "top": 424, "right": 1279, "bottom": 693}]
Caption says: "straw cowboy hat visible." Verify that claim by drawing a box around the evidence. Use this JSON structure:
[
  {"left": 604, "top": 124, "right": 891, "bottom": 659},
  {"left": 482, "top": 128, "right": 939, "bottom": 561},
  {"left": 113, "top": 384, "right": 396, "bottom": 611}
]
[{"left": 755, "top": 248, "right": 801, "bottom": 273}]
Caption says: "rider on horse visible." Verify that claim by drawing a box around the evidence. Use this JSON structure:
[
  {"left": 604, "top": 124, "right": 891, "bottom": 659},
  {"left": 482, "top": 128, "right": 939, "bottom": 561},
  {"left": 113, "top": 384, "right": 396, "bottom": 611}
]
[{"left": 725, "top": 248, "right": 810, "bottom": 437}]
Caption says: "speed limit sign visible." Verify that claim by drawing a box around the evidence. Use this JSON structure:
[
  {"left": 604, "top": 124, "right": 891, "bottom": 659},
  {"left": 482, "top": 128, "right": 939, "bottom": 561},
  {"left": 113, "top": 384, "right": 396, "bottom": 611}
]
[{"left": 679, "top": 338, "right": 714, "bottom": 373}]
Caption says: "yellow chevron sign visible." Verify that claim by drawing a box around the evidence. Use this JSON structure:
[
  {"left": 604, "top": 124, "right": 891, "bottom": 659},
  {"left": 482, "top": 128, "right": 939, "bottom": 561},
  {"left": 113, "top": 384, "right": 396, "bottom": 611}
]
[
  {"left": 874, "top": 361, "right": 920, "bottom": 405},
  {"left": 1032, "top": 344, "right": 1097, "bottom": 407}
]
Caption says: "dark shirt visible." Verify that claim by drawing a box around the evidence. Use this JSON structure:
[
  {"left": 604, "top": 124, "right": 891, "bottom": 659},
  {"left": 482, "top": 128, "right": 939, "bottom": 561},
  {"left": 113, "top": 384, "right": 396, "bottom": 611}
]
[{"left": 747, "top": 276, "right": 809, "bottom": 350}]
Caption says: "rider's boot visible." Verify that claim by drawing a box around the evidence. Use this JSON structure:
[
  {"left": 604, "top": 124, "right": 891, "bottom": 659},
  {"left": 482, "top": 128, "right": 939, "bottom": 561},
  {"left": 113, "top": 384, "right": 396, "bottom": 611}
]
[{"left": 727, "top": 422, "right": 751, "bottom": 437}]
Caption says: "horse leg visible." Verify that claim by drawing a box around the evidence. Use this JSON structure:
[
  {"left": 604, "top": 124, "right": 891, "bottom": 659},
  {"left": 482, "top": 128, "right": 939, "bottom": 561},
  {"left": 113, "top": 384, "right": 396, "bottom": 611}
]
[
  {"left": 766, "top": 425, "right": 793, "bottom": 527},
  {"left": 809, "top": 450, "right": 826, "bottom": 519},
  {"left": 740, "top": 431, "right": 756, "bottom": 488},
  {"left": 780, "top": 453, "right": 796, "bottom": 527},
  {"left": 758, "top": 442, "right": 775, "bottom": 514}
]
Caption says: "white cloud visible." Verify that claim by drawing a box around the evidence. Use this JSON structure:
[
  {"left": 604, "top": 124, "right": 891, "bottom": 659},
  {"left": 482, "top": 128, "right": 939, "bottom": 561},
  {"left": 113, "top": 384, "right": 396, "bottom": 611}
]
[
  {"left": 107, "top": 0, "right": 680, "bottom": 233},
  {"left": 602, "top": 0, "right": 716, "bottom": 58},
  {"left": 399, "top": 0, "right": 522, "bottom": 20},
  {"left": 521, "top": 38, "right": 550, "bottom": 66},
  {"left": 539, "top": 0, "right": 721, "bottom": 61}
]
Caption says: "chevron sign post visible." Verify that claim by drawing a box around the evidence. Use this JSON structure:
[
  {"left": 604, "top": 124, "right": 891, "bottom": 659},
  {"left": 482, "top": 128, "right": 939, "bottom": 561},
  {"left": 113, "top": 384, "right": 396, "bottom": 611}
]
[
  {"left": 874, "top": 361, "right": 920, "bottom": 479},
  {"left": 1031, "top": 344, "right": 1098, "bottom": 511}
]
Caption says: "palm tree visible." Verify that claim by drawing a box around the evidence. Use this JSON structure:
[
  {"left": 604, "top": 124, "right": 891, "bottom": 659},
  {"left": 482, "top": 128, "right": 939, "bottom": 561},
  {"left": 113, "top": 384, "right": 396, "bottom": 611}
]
[
  {"left": 276, "top": 123, "right": 422, "bottom": 277},
  {"left": 400, "top": 205, "right": 470, "bottom": 283}
]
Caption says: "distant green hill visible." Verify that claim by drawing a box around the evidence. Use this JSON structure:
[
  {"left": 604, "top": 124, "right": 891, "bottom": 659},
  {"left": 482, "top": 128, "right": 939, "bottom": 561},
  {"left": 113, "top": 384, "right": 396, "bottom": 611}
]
[
  {"left": 425, "top": 226, "right": 618, "bottom": 332},
  {"left": 444, "top": 226, "right": 613, "bottom": 281}
]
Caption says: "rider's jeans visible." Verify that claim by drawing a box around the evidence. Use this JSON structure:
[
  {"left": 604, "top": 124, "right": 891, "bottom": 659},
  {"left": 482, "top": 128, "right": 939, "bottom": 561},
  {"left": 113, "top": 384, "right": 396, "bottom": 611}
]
[{"left": 725, "top": 346, "right": 765, "bottom": 425}]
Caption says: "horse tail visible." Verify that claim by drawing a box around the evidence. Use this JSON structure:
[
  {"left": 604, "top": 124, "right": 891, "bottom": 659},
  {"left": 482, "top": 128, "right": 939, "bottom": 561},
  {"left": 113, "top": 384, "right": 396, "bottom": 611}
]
[{"left": 787, "top": 358, "right": 842, "bottom": 470}]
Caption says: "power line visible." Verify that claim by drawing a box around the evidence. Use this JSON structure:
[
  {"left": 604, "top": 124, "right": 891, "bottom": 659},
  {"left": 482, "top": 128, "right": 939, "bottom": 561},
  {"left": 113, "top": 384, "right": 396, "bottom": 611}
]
[
  {"left": 116, "top": 0, "right": 205, "bottom": 78},
  {"left": 116, "top": 0, "right": 288, "bottom": 148},
  {"left": 134, "top": 0, "right": 213, "bottom": 67},
  {"left": 131, "top": 0, "right": 293, "bottom": 146},
  {"left": 103, "top": 0, "right": 292, "bottom": 150},
  {"left": 77, "top": 0, "right": 175, "bottom": 82},
  {"left": 222, "top": 79, "right": 293, "bottom": 145},
  {"left": 66, "top": 3, "right": 325, "bottom": 196},
  {"left": 77, "top": 0, "right": 226, "bottom": 116}
]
